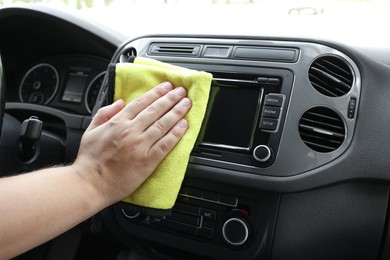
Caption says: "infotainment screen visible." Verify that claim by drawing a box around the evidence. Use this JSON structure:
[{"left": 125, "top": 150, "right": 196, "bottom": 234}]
[{"left": 199, "top": 84, "right": 262, "bottom": 150}]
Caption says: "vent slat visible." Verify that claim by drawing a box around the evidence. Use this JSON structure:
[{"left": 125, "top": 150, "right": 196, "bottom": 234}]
[
  {"left": 157, "top": 49, "right": 195, "bottom": 54},
  {"left": 309, "top": 80, "right": 339, "bottom": 97},
  {"left": 300, "top": 119, "right": 344, "bottom": 133},
  {"left": 149, "top": 44, "right": 201, "bottom": 56},
  {"left": 300, "top": 115, "right": 344, "bottom": 130},
  {"left": 299, "top": 132, "right": 344, "bottom": 146},
  {"left": 304, "top": 111, "right": 341, "bottom": 122},
  {"left": 299, "top": 107, "right": 345, "bottom": 153},
  {"left": 299, "top": 124, "right": 345, "bottom": 138},
  {"left": 312, "top": 64, "right": 352, "bottom": 86},
  {"left": 322, "top": 59, "right": 353, "bottom": 83},
  {"left": 310, "top": 67, "right": 352, "bottom": 93},
  {"left": 158, "top": 47, "right": 196, "bottom": 53},
  {"left": 309, "top": 56, "right": 353, "bottom": 97}
]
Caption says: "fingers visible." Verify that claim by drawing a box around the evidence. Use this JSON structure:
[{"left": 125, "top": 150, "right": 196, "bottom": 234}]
[
  {"left": 148, "top": 119, "right": 189, "bottom": 163},
  {"left": 87, "top": 99, "right": 125, "bottom": 131},
  {"left": 120, "top": 82, "right": 174, "bottom": 119},
  {"left": 143, "top": 97, "right": 191, "bottom": 147},
  {"left": 133, "top": 86, "right": 188, "bottom": 131}
]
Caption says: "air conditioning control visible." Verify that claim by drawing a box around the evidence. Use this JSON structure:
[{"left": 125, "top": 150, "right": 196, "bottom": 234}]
[{"left": 222, "top": 217, "right": 249, "bottom": 246}]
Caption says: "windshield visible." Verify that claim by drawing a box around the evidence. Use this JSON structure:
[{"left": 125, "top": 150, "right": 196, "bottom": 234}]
[{"left": 1, "top": 0, "right": 389, "bottom": 47}]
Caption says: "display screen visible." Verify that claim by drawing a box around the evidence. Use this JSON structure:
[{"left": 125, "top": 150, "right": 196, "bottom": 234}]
[
  {"left": 62, "top": 72, "right": 89, "bottom": 103},
  {"left": 199, "top": 84, "right": 262, "bottom": 149}
]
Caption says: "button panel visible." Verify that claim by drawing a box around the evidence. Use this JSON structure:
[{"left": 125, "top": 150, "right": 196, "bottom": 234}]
[
  {"left": 122, "top": 188, "right": 240, "bottom": 241},
  {"left": 115, "top": 186, "right": 261, "bottom": 250},
  {"left": 257, "top": 76, "right": 281, "bottom": 85},
  {"left": 260, "top": 93, "right": 285, "bottom": 132},
  {"left": 142, "top": 202, "right": 219, "bottom": 239},
  {"left": 348, "top": 97, "right": 356, "bottom": 119}
]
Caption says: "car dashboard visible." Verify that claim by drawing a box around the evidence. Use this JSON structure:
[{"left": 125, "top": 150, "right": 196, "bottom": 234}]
[{"left": 1, "top": 5, "right": 390, "bottom": 260}]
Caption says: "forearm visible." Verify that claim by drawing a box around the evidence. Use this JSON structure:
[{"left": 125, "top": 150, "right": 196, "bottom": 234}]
[{"left": 0, "top": 166, "right": 105, "bottom": 259}]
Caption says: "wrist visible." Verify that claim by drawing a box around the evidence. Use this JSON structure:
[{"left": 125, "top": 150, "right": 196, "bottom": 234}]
[{"left": 69, "top": 160, "right": 110, "bottom": 209}]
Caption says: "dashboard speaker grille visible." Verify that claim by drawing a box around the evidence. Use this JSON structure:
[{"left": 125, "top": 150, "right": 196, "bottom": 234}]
[
  {"left": 299, "top": 106, "right": 345, "bottom": 153},
  {"left": 309, "top": 56, "right": 353, "bottom": 97}
]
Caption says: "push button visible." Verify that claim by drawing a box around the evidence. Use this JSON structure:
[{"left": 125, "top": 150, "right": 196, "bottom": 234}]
[
  {"left": 259, "top": 117, "right": 278, "bottom": 131},
  {"left": 167, "top": 211, "right": 201, "bottom": 226},
  {"left": 264, "top": 94, "right": 284, "bottom": 107},
  {"left": 200, "top": 208, "right": 217, "bottom": 221},
  {"left": 267, "top": 77, "right": 280, "bottom": 85},
  {"left": 202, "top": 219, "right": 216, "bottom": 229},
  {"left": 164, "top": 220, "right": 197, "bottom": 235},
  {"left": 257, "top": 77, "right": 268, "bottom": 84},
  {"left": 219, "top": 195, "right": 238, "bottom": 206},
  {"left": 150, "top": 216, "right": 164, "bottom": 225},
  {"left": 262, "top": 106, "right": 280, "bottom": 118},
  {"left": 174, "top": 203, "right": 200, "bottom": 214},
  {"left": 197, "top": 227, "right": 215, "bottom": 239}
]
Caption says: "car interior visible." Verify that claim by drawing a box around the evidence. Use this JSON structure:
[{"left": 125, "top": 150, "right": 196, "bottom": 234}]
[{"left": 1, "top": 2, "right": 390, "bottom": 260}]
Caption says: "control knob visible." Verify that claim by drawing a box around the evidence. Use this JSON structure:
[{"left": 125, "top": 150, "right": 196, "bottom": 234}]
[
  {"left": 222, "top": 217, "right": 249, "bottom": 246},
  {"left": 253, "top": 145, "right": 272, "bottom": 163},
  {"left": 121, "top": 208, "right": 140, "bottom": 219}
]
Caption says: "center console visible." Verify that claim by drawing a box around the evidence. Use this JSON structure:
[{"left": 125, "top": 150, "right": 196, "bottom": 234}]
[{"left": 109, "top": 178, "right": 280, "bottom": 259}]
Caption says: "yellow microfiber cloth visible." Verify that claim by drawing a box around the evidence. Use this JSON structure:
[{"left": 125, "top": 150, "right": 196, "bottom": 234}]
[{"left": 109, "top": 57, "right": 212, "bottom": 213}]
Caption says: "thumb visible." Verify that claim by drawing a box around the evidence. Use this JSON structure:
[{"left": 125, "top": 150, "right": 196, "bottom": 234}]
[{"left": 87, "top": 99, "right": 125, "bottom": 131}]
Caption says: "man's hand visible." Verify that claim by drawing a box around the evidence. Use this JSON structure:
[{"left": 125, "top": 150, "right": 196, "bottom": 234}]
[{"left": 73, "top": 82, "right": 191, "bottom": 206}]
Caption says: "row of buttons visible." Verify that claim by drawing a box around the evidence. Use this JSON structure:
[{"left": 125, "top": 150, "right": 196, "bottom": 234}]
[
  {"left": 146, "top": 203, "right": 217, "bottom": 239},
  {"left": 178, "top": 187, "right": 238, "bottom": 207},
  {"left": 257, "top": 77, "right": 281, "bottom": 85},
  {"left": 259, "top": 93, "right": 285, "bottom": 132}
]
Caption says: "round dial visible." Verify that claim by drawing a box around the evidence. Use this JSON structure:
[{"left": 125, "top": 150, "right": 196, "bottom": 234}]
[
  {"left": 19, "top": 63, "right": 59, "bottom": 105},
  {"left": 85, "top": 72, "right": 105, "bottom": 113},
  {"left": 253, "top": 145, "right": 272, "bottom": 163},
  {"left": 222, "top": 217, "right": 249, "bottom": 246}
]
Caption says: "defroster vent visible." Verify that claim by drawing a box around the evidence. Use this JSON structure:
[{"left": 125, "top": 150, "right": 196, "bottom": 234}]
[
  {"left": 299, "top": 106, "right": 345, "bottom": 153},
  {"left": 149, "top": 43, "right": 202, "bottom": 57},
  {"left": 309, "top": 56, "right": 353, "bottom": 97}
]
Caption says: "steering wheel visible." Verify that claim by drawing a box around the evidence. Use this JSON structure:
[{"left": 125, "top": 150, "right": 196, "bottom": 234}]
[
  {"left": 0, "top": 53, "right": 66, "bottom": 176},
  {"left": 0, "top": 52, "right": 4, "bottom": 137}
]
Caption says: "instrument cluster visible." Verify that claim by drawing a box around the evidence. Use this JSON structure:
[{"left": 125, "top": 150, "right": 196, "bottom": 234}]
[{"left": 14, "top": 55, "right": 108, "bottom": 115}]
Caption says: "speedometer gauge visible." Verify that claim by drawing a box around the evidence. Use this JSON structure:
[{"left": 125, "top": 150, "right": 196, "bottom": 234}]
[
  {"left": 85, "top": 71, "right": 105, "bottom": 113},
  {"left": 19, "top": 63, "right": 59, "bottom": 105}
]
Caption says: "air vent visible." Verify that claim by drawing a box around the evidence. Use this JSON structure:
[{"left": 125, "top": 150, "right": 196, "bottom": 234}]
[
  {"left": 309, "top": 56, "right": 354, "bottom": 97},
  {"left": 149, "top": 43, "right": 201, "bottom": 56},
  {"left": 299, "top": 106, "right": 345, "bottom": 153}
]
